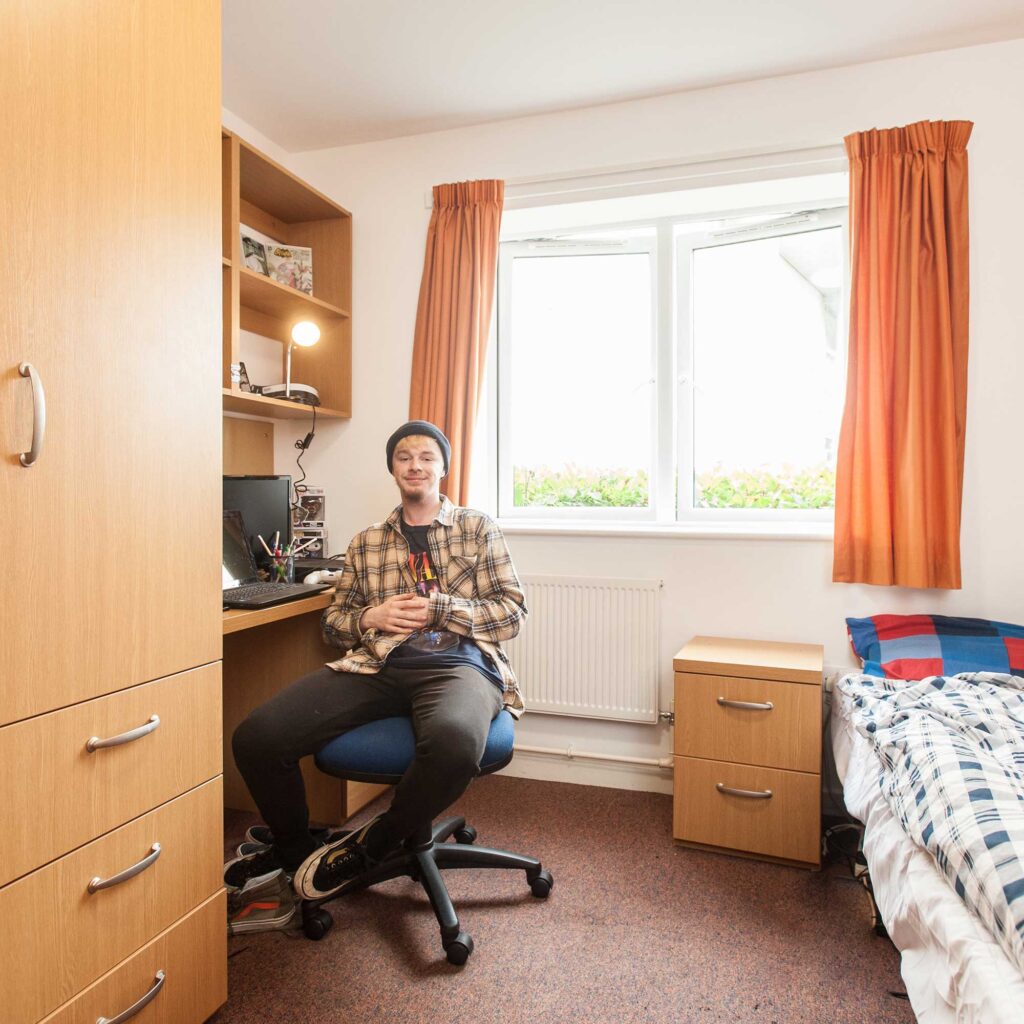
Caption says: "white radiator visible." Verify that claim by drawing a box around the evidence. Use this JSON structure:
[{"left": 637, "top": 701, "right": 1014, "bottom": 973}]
[{"left": 504, "top": 575, "right": 662, "bottom": 723}]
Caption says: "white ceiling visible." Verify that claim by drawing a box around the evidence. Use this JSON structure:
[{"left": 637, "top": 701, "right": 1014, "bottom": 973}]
[{"left": 222, "top": 0, "right": 1024, "bottom": 152}]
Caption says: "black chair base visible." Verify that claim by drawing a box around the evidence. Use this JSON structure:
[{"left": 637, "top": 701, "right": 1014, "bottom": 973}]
[{"left": 299, "top": 815, "right": 554, "bottom": 963}]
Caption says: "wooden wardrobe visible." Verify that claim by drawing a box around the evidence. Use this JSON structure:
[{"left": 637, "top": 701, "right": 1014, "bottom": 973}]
[{"left": 0, "top": 2, "right": 227, "bottom": 1021}]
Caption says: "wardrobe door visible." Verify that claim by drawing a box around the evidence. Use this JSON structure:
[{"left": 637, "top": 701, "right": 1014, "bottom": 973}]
[{"left": 0, "top": 0, "right": 222, "bottom": 725}]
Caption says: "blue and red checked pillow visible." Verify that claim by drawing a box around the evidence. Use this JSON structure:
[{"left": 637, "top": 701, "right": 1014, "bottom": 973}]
[{"left": 847, "top": 614, "right": 1024, "bottom": 680}]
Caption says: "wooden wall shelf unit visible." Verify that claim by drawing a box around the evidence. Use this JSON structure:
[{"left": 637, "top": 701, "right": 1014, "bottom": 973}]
[
  {"left": 221, "top": 129, "right": 352, "bottom": 420},
  {"left": 221, "top": 387, "right": 350, "bottom": 421}
]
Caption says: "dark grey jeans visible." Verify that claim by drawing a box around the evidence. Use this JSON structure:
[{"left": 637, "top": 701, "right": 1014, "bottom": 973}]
[{"left": 231, "top": 663, "right": 504, "bottom": 869}]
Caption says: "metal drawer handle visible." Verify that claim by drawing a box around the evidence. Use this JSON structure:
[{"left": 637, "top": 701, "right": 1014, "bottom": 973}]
[
  {"left": 86, "top": 714, "right": 160, "bottom": 752},
  {"left": 96, "top": 970, "right": 166, "bottom": 1024},
  {"left": 716, "top": 783, "right": 773, "bottom": 800},
  {"left": 717, "top": 696, "right": 774, "bottom": 711},
  {"left": 18, "top": 362, "right": 47, "bottom": 467},
  {"left": 88, "top": 843, "right": 161, "bottom": 893}
]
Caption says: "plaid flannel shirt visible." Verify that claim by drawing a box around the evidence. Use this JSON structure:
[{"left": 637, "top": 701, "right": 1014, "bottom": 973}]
[{"left": 321, "top": 497, "right": 528, "bottom": 717}]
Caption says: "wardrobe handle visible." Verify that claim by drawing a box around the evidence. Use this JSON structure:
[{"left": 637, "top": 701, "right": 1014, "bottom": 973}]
[
  {"left": 18, "top": 362, "right": 46, "bottom": 467},
  {"left": 86, "top": 714, "right": 160, "bottom": 752},
  {"left": 87, "top": 843, "right": 161, "bottom": 893},
  {"left": 96, "top": 970, "right": 166, "bottom": 1024},
  {"left": 716, "top": 783, "right": 773, "bottom": 800},
  {"left": 717, "top": 696, "right": 774, "bottom": 711}
]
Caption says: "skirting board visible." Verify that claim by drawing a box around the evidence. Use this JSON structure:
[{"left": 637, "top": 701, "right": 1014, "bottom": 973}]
[{"left": 498, "top": 749, "right": 673, "bottom": 795}]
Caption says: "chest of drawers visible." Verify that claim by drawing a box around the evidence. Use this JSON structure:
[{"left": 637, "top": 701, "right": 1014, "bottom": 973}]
[{"left": 672, "top": 636, "right": 824, "bottom": 869}]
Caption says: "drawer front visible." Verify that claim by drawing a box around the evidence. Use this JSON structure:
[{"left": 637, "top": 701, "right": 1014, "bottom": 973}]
[
  {"left": 673, "top": 755, "right": 820, "bottom": 865},
  {"left": 674, "top": 671, "right": 821, "bottom": 772},
  {"left": 0, "top": 662, "right": 221, "bottom": 887},
  {"left": 0, "top": 778, "right": 223, "bottom": 1024},
  {"left": 41, "top": 891, "right": 227, "bottom": 1024}
]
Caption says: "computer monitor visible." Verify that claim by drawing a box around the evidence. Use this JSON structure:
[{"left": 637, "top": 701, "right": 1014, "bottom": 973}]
[
  {"left": 223, "top": 475, "right": 292, "bottom": 568},
  {"left": 222, "top": 510, "right": 259, "bottom": 588}
]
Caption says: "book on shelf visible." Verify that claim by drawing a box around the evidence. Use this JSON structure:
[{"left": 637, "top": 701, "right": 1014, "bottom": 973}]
[
  {"left": 266, "top": 243, "right": 313, "bottom": 294},
  {"left": 239, "top": 223, "right": 313, "bottom": 295},
  {"left": 241, "top": 235, "right": 269, "bottom": 276}
]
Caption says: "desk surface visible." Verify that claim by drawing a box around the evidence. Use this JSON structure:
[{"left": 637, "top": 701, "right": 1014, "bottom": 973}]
[{"left": 223, "top": 589, "right": 334, "bottom": 635}]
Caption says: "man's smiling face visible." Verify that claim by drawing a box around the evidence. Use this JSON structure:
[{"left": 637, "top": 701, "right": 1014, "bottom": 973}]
[{"left": 392, "top": 434, "right": 445, "bottom": 501}]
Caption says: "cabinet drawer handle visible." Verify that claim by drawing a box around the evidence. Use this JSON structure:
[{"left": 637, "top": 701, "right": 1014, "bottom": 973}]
[
  {"left": 87, "top": 843, "right": 161, "bottom": 893},
  {"left": 96, "top": 970, "right": 165, "bottom": 1024},
  {"left": 86, "top": 714, "right": 160, "bottom": 752},
  {"left": 717, "top": 696, "right": 774, "bottom": 711},
  {"left": 716, "top": 783, "right": 773, "bottom": 800},
  {"left": 18, "top": 362, "right": 47, "bottom": 467}
]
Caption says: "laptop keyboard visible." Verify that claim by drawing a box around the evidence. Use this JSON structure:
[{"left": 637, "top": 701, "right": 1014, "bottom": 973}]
[{"left": 224, "top": 582, "right": 315, "bottom": 601}]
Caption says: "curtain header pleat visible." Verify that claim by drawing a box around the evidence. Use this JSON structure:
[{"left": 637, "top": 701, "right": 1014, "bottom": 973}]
[
  {"left": 844, "top": 119, "right": 973, "bottom": 160},
  {"left": 432, "top": 180, "right": 505, "bottom": 209}
]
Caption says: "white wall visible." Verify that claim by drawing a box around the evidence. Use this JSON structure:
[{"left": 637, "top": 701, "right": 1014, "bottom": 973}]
[{"left": 224, "top": 38, "right": 1024, "bottom": 790}]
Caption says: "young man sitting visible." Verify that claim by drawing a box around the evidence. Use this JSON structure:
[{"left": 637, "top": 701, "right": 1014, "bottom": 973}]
[{"left": 228, "top": 420, "right": 527, "bottom": 901}]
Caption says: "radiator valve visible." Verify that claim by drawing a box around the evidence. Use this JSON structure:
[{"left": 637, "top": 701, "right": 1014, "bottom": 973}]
[{"left": 659, "top": 710, "right": 675, "bottom": 724}]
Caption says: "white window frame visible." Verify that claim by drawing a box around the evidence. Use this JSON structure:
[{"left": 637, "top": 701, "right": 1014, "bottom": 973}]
[
  {"left": 495, "top": 199, "right": 848, "bottom": 527},
  {"left": 496, "top": 233, "right": 660, "bottom": 522}
]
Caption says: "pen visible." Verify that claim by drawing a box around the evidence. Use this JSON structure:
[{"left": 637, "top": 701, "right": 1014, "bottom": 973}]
[{"left": 257, "top": 534, "right": 274, "bottom": 557}]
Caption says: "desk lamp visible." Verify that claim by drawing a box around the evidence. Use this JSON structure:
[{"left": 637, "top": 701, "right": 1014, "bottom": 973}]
[{"left": 261, "top": 321, "right": 322, "bottom": 406}]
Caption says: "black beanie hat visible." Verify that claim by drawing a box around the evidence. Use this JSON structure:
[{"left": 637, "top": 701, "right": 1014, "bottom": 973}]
[{"left": 386, "top": 420, "right": 451, "bottom": 474}]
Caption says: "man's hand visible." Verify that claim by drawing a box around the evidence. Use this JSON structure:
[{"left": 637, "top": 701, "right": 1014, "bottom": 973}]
[{"left": 360, "top": 593, "right": 431, "bottom": 634}]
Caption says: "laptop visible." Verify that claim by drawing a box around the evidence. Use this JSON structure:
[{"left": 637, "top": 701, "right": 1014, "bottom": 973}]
[{"left": 223, "top": 509, "right": 329, "bottom": 609}]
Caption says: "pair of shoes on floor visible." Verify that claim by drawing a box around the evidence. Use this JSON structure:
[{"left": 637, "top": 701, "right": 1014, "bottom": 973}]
[
  {"left": 235, "top": 823, "right": 351, "bottom": 859},
  {"left": 224, "top": 843, "right": 289, "bottom": 890},
  {"left": 227, "top": 869, "right": 296, "bottom": 935},
  {"left": 294, "top": 815, "right": 387, "bottom": 901}
]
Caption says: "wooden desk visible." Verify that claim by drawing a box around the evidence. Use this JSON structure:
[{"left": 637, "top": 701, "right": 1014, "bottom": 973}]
[{"left": 222, "top": 591, "right": 387, "bottom": 823}]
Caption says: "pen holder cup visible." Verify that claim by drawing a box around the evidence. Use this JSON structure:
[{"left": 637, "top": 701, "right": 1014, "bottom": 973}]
[{"left": 270, "top": 553, "right": 295, "bottom": 584}]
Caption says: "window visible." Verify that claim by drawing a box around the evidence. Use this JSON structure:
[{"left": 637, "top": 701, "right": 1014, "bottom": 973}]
[
  {"left": 495, "top": 186, "right": 847, "bottom": 527},
  {"left": 497, "top": 234, "right": 657, "bottom": 519}
]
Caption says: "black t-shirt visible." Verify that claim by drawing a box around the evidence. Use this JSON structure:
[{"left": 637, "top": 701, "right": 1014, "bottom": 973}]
[{"left": 386, "top": 520, "right": 504, "bottom": 689}]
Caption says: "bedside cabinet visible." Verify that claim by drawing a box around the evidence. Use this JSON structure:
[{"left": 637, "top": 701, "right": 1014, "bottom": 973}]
[{"left": 672, "top": 636, "right": 824, "bottom": 869}]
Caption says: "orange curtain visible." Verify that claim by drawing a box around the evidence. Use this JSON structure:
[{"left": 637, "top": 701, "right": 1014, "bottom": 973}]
[
  {"left": 833, "top": 120, "right": 972, "bottom": 589},
  {"left": 409, "top": 179, "right": 504, "bottom": 504}
]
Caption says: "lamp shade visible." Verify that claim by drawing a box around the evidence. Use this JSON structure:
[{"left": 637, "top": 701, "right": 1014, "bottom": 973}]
[{"left": 291, "top": 320, "right": 320, "bottom": 347}]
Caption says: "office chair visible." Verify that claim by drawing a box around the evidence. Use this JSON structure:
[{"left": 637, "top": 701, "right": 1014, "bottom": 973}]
[{"left": 301, "top": 710, "right": 554, "bottom": 964}]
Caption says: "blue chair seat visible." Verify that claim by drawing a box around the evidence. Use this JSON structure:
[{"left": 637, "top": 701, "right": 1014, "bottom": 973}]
[{"left": 315, "top": 709, "right": 515, "bottom": 782}]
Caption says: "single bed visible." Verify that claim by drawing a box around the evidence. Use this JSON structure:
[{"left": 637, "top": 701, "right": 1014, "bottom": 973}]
[{"left": 832, "top": 676, "right": 1024, "bottom": 1023}]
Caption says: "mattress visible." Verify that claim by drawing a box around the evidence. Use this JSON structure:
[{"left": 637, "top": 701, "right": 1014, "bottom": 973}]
[{"left": 832, "top": 682, "right": 1024, "bottom": 1024}]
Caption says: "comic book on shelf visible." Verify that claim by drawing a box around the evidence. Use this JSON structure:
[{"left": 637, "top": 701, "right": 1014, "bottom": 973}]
[
  {"left": 265, "top": 243, "right": 313, "bottom": 295},
  {"left": 239, "top": 224, "right": 313, "bottom": 295},
  {"left": 241, "top": 235, "right": 269, "bottom": 275}
]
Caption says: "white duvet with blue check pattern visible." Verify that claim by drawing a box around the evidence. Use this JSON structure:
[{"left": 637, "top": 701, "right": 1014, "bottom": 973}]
[{"left": 839, "top": 671, "right": 1024, "bottom": 974}]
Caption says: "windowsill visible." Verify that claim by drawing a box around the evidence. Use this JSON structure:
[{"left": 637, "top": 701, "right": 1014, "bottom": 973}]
[{"left": 497, "top": 520, "right": 835, "bottom": 541}]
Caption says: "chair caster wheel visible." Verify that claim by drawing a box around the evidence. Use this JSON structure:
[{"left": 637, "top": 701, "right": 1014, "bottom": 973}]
[
  {"left": 453, "top": 826, "right": 477, "bottom": 845},
  {"left": 444, "top": 931, "right": 474, "bottom": 965},
  {"left": 529, "top": 869, "right": 554, "bottom": 898},
  {"left": 303, "top": 908, "right": 334, "bottom": 940}
]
